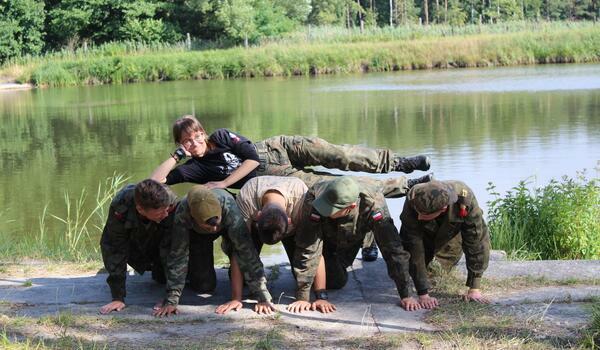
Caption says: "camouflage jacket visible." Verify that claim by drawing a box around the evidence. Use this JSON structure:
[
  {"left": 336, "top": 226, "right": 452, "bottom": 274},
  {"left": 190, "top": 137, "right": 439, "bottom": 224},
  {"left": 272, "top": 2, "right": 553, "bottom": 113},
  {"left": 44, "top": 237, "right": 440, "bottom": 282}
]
[
  {"left": 100, "top": 184, "right": 177, "bottom": 302},
  {"left": 164, "top": 189, "right": 271, "bottom": 306},
  {"left": 400, "top": 180, "right": 490, "bottom": 293},
  {"left": 293, "top": 178, "right": 411, "bottom": 301}
]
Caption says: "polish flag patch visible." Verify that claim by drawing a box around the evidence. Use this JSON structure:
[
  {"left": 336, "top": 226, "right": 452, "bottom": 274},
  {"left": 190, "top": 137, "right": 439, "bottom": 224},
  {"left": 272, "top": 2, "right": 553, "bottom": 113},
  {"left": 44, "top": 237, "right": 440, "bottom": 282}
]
[
  {"left": 371, "top": 211, "right": 383, "bottom": 221},
  {"left": 228, "top": 132, "right": 241, "bottom": 143},
  {"left": 310, "top": 213, "right": 321, "bottom": 222}
]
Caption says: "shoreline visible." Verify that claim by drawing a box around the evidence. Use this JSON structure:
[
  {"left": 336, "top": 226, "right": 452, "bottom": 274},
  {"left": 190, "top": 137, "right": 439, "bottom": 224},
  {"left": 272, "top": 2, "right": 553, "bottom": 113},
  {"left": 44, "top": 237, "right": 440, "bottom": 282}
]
[{"left": 4, "top": 26, "right": 599, "bottom": 88}]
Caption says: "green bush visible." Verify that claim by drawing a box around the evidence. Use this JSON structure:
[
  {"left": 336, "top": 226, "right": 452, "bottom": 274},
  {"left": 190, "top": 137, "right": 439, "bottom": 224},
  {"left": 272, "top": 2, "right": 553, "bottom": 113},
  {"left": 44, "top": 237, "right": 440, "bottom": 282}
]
[
  {"left": 0, "top": 0, "right": 45, "bottom": 65},
  {"left": 487, "top": 172, "right": 600, "bottom": 260}
]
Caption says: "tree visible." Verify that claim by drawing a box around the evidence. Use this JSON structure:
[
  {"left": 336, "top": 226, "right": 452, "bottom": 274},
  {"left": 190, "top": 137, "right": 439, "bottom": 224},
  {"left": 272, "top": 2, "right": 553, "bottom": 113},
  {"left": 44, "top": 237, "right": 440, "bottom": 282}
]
[
  {"left": 0, "top": 0, "right": 45, "bottom": 64},
  {"left": 446, "top": 0, "right": 467, "bottom": 24},
  {"left": 46, "top": 0, "right": 180, "bottom": 49},
  {"left": 215, "top": 0, "right": 256, "bottom": 47}
]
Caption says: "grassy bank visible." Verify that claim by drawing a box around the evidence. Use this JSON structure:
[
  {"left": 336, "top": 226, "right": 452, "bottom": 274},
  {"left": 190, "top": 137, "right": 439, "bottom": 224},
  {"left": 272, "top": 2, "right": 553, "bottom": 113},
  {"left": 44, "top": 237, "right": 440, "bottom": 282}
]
[
  {"left": 487, "top": 170, "right": 600, "bottom": 261},
  {"left": 2, "top": 22, "right": 599, "bottom": 87}
]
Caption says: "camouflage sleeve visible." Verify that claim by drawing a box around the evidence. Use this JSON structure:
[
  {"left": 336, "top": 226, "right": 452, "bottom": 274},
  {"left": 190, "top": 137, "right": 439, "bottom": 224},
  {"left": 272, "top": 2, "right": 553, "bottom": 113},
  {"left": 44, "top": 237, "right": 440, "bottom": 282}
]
[
  {"left": 100, "top": 202, "right": 130, "bottom": 302},
  {"left": 164, "top": 205, "right": 191, "bottom": 306},
  {"left": 219, "top": 190, "right": 271, "bottom": 303},
  {"left": 399, "top": 199, "right": 430, "bottom": 296},
  {"left": 461, "top": 196, "right": 490, "bottom": 289},
  {"left": 369, "top": 195, "right": 411, "bottom": 299},
  {"left": 292, "top": 194, "right": 323, "bottom": 301}
]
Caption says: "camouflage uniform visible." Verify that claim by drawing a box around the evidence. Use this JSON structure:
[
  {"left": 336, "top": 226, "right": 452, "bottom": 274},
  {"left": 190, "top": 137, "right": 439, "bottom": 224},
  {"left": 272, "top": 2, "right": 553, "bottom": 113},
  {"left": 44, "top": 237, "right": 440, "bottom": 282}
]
[
  {"left": 293, "top": 178, "right": 411, "bottom": 301},
  {"left": 400, "top": 180, "right": 490, "bottom": 296},
  {"left": 164, "top": 189, "right": 271, "bottom": 306},
  {"left": 255, "top": 135, "right": 417, "bottom": 193},
  {"left": 100, "top": 184, "right": 177, "bottom": 302}
]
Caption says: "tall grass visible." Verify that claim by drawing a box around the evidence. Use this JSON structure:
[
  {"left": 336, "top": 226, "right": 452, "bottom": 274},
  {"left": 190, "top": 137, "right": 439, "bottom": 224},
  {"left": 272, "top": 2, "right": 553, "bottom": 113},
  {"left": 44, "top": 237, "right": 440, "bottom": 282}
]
[
  {"left": 3, "top": 22, "right": 600, "bottom": 87},
  {"left": 0, "top": 174, "right": 128, "bottom": 262},
  {"left": 260, "top": 20, "right": 598, "bottom": 45},
  {"left": 487, "top": 171, "right": 600, "bottom": 261}
]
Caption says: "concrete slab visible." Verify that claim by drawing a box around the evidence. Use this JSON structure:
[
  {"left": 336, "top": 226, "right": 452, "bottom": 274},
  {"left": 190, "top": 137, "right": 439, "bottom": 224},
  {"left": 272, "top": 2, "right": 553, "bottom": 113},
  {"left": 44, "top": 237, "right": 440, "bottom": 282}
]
[{"left": 1, "top": 257, "right": 598, "bottom": 347}]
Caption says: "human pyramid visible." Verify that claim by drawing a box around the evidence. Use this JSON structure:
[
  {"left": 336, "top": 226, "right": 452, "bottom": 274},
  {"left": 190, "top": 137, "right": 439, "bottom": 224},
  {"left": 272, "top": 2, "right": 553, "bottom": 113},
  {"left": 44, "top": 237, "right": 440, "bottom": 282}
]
[{"left": 99, "top": 115, "right": 490, "bottom": 317}]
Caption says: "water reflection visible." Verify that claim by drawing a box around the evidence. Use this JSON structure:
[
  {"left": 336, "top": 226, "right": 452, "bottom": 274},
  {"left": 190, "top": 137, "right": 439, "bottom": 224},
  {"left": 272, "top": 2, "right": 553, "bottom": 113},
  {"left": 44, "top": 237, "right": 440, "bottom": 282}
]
[{"left": 1, "top": 64, "right": 599, "bottom": 257}]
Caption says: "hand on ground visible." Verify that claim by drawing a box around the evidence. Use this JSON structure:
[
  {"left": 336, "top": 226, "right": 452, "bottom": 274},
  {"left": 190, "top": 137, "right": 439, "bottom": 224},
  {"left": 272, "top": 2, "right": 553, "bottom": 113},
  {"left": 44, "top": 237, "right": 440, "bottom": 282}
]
[
  {"left": 311, "top": 300, "right": 336, "bottom": 313},
  {"left": 418, "top": 294, "right": 439, "bottom": 309},
  {"left": 400, "top": 297, "right": 421, "bottom": 311},
  {"left": 286, "top": 300, "right": 312, "bottom": 313},
  {"left": 215, "top": 300, "right": 243, "bottom": 314},
  {"left": 99, "top": 300, "right": 126, "bottom": 314},
  {"left": 254, "top": 301, "right": 276, "bottom": 315},
  {"left": 462, "top": 289, "right": 490, "bottom": 304},
  {"left": 152, "top": 304, "right": 179, "bottom": 317}
]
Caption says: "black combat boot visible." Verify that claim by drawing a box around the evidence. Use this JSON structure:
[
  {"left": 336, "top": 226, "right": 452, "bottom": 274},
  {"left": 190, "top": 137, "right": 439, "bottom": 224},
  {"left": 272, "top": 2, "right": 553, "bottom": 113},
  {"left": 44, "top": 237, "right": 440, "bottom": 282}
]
[
  {"left": 407, "top": 173, "right": 434, "bottom": 188},
  {"left": 395, "top": 155, "right": 431, "bottom": 173},
  {"left": 361, "top": 241, "right": 379, "bottom": 262}
]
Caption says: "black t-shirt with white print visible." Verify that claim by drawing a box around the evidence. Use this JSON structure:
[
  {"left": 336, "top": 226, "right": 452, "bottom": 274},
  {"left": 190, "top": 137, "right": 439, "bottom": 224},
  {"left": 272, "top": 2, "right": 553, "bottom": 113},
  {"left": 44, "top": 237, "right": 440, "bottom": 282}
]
[{"left": 165, "top": 129, "right": 259, "bottom": 189}]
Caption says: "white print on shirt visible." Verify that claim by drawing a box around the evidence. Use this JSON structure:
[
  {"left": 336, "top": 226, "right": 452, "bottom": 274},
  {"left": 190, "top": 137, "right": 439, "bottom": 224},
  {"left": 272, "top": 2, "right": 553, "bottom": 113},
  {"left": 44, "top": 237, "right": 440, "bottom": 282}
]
[{"left": 220, "top": 152, "right": 242, "bottom": 175}]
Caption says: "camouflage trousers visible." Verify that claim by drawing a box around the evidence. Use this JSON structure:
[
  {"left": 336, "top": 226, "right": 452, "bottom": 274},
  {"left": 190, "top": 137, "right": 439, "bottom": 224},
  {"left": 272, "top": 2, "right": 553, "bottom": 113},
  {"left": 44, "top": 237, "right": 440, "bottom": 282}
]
[
  {"left": 427, "top": 234, "right": 464, "bottom": 271},
  {"left": 255, "top": 136, "right": 409, "bottom": 197},
  {"left": 255, "top": 135, "right": 412, "bottom": 256},
  {"left": 322, "top": 239, "right": 364, "bottom": 290},
  {"left": 159, "top": 232, "right": 221, "bottom": 293}
]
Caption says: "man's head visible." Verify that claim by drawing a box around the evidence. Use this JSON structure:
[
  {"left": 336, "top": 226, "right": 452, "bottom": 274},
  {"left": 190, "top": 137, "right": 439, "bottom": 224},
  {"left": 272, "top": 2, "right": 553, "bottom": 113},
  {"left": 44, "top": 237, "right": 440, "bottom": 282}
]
[
  {"left": 188, "top": 185, "right": 222, "bottom": 233},
  {"left": 313, "top": 177, "right": 360, "bottom": 218},
  {"left": 408, "top": 181, "right": 457, "bottom": 221},
  {"left": 256, "top": 203, "right": 289, "bottom": 245},
  {"left": 134, "top": 179, "right": 174, "bottom": 223}
]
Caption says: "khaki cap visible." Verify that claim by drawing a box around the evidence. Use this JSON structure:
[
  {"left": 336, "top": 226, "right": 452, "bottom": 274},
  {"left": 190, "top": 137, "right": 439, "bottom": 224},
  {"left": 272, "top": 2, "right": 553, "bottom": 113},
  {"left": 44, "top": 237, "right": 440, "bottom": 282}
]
[
  {"left": 188, "top": 185, "right": 221, "bottom": 223},
  {"left": 313, "top": 177, "right": 360, "bottom": 216}
]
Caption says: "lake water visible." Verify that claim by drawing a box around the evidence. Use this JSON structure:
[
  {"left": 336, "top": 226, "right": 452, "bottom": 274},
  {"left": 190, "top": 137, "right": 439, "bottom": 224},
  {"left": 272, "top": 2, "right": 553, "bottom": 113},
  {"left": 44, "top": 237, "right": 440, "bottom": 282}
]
[{"left": 1, "top": 64, "right": 599, "bottom": 258}]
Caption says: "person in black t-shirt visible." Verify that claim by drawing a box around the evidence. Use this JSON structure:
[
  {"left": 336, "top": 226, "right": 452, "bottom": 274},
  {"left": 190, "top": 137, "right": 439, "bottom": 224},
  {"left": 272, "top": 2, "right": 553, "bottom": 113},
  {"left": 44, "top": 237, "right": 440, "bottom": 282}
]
[
  {"left": 151, "top": 116, "right": 260, "bottom": 189},
  {"left": 150, "top": 115, "right": 432, "bottom": 191}
]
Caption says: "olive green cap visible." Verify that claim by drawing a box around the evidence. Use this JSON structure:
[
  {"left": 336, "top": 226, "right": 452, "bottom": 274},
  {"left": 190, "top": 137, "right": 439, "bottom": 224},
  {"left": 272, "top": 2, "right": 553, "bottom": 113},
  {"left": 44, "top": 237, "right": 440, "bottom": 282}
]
[
  {"left": 313, "top": 177, "right": 360, "bottom": 217},
  {"left": 188, "top": 185, "right": 221, "bottom": 224},
  {"left": 408, "top": 181, "right": 457, "bottom": 214}
]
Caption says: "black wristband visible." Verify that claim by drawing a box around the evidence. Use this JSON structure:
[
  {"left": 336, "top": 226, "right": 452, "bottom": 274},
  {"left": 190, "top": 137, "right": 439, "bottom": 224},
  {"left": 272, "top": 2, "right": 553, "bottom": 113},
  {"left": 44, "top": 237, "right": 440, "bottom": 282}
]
[
  {"left": 313, "top": 289, "right": 328, "bottom": 300},
  {"left": 173, "top": 147, "right": 187, "bottom": 162}
]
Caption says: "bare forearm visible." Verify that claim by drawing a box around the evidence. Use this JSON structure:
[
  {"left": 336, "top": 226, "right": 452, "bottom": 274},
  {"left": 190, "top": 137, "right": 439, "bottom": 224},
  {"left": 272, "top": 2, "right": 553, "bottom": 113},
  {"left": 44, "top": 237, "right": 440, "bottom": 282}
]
[
  {"left": 150, "top": 157, "right": 177, "bottom": 183},
  {"left": 312, "top": 256, "right": 326, "bottom": 291},
  {"left": 222, "top": 160, "right": 259, "bottom": 187}
]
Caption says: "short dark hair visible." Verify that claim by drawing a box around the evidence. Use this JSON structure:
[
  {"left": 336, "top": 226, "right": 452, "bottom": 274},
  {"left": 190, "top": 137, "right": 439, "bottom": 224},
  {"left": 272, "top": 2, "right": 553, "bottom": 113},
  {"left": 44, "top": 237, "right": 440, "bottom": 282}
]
[
  {"left": 257, "top": 204, "right": 288, "bottom": 245},
  {"left": 134, "top": 179, "right": 173, "bottom": 209},
  {"left": 172, "top": 115, "right": 205, "bottom": 144}
]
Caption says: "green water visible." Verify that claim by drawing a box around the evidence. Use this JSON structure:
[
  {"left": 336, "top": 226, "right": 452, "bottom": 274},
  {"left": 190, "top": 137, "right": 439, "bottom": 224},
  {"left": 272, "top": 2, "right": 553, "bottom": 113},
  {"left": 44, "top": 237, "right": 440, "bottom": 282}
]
[{"left": 1, "top": 64, "right": 599, "bottom": 259}]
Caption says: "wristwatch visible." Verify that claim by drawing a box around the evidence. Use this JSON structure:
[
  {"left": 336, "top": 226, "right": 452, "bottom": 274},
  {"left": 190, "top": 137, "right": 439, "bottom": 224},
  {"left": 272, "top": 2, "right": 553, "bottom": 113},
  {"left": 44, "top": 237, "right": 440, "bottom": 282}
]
[{"left": 313, "top": 289, "right": 328, "bottom": 300}]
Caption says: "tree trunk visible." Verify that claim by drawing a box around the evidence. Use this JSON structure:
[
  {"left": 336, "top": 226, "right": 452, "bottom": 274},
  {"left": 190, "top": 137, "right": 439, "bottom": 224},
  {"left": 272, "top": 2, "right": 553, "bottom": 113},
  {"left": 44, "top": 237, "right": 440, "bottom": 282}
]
[
  {"left": 435, "top": 0, "right": 439, "bottom": 23},
  {"left": 357, "top": 0, "right": 364, "bottom": 32},
  {"left": 444, "top": 0, "right": 448, "bottom": 22},
  {"left": 424, "top": 0, "right": 429, "bottom": 25},
  {"left": 390, "top": 0, "right": 394, "bottom": 26}
]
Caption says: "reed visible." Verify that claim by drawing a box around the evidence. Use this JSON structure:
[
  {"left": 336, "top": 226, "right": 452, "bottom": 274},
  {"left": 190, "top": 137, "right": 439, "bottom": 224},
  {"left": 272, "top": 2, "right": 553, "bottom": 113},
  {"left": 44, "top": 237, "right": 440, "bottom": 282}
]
[
  {"left": 3, "top": 23, "right": 598, "bottom": 87},
  {"left": 0, "top": 174, "right": 128, "bottom": 262}
]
